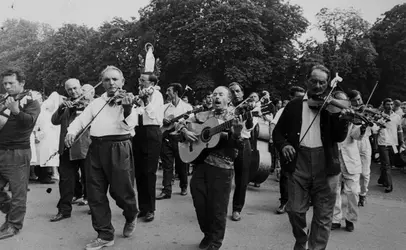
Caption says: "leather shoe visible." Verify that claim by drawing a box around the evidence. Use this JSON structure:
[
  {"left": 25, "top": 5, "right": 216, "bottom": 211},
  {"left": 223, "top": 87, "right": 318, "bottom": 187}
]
[
  {"left": 199, "top": 235, "right": 212, "bottom": 249},
  {"left": 137, "top": 211, "right": 147, "bottom": 218},
  {"left": 123, "top": 220, "right": 136, "bottom": 237},
  {"left": 345, "top": 220, "right": 354, "bottom": 232},
  {"left": 385, "top": 185, "right": 393, "bottom": 193},
  {"left": 207, "top": 244, "right": 220, "bottom": 250},
  {"left": 144, "top": 212, "right": 154, "bottom": 222},
  {"left": 331, "top": 223, "right": 341, "bottom": 230},
  {"left": 50, "top": 213, "right": 71, "bottom": 222},
  {"left": 231, "top": 211, "right": 241, "bottom": 221},
  {"left": 0, "top": 226, "right": 18, "bottom": 240},
  {"left": 276, "top": 203, "right": 286, "bottom": 214},
  {"left": 180, "top": 188, "right": 187, "bottom": 196},
  {"left": 156, "top": 192, "right": 171, "bottom": 200}
]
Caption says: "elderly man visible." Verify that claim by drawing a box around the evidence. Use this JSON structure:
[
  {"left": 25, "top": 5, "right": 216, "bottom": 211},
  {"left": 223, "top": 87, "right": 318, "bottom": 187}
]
[
  {"left": 0, "top": 68, "right": 41, "bottom": 239},
  {"left": 273, "top": 65, "right": 351, "bottom": 250},
  {"left": 65, "top": 66, "right": 139, "bottom": 249},
  {"left": 179, "top": 86, "right": 244, "bottom": 250},
  {"left": 50, "top": 79, "right": 91, "bottom": 222}
]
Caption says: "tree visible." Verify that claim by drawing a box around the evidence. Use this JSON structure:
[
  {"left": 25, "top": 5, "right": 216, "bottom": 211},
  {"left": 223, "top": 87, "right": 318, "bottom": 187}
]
[
  {"left": 0, "top": 19, "right": 53, "bottom": 93},
  {"left": 298, "top": 8, "right": 379, "bottom": 102},
  {"left": 370, "top": 3, "right": 406, "bottom": 103},
  {"left": 137, "top": 0, "right": 308, "bottom": 98}
]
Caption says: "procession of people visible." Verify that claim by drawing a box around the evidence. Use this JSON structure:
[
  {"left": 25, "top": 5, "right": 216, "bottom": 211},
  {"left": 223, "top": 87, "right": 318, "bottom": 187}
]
[{"left": 0, "top": 45, "right": 405, "bottom": 250}]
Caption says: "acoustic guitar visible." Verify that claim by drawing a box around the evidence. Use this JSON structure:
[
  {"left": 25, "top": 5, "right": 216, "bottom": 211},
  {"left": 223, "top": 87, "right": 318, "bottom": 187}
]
[
  {"left": 178, "top": 105, "right": 271, "bottom": 163},
  {"left": 161, "top": 106, "right": 204, "bottom": 137}
]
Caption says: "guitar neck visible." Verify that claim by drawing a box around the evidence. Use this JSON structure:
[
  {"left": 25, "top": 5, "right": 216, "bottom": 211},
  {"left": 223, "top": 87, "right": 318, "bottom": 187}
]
[{"left": 209, "top": 112, "right": 251, "bottom": 136}]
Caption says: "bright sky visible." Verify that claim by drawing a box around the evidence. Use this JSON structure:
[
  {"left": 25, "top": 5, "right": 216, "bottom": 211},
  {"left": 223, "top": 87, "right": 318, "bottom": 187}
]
[{"left": 0, "top": 0, "right": 404, "bottom": 41}]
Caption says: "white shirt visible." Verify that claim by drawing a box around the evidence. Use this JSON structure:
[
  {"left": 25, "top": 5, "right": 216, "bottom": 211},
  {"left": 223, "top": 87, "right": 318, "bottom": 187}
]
[
  {"left": 67, "top": 93, "right": 138, "bottom": 137},
  {"left": 299, "top": 94, "right": 322, "bottom": 148},
  {"left": 163, "top": 99, "right": 193, "bottom": 120},
  {"left": 136, "top": 88, "right": 164, "bottom": 126},
  {"left": 378, "top": 111, "right": 402, "bottom": 146},
  {"left": 240, "top": 106, "right": 260, "bottom": 139}
]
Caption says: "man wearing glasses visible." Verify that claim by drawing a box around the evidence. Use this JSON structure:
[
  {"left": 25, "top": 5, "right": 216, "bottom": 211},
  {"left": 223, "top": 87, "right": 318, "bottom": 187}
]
[
  {"left": 273, "top": 65, "right": 351, "bottom": 250},
  {"left": 133, "top": 73, "right": 164, "bottom": 222}
]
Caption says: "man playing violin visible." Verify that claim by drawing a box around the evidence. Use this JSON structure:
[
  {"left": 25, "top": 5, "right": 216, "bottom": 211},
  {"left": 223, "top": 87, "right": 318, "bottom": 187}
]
[
  {"left": 65, "top": 66, "right": 139, "bottom": 250},
  {"left": 0, "top": 68, "right": 41, "bottom": 240},
  {"left": 133, "top": 72, "right": 164, "bottom": 222},
  {"left": 157, "top": 83, "right": 192, "bottom": 200},
  {"left": 228, "top": 82, "right": 256, "bottom": 222},
  {"left": 178, "top": 86, "right": 245, "bottom": 250},
  {"left": 347, "top": 90, "right": 379, "bottom": 206},
  {"left": 50, "top": 78, "right": 91, "bottom": 222},
  {"left": 273, "top": 65, "right": 351, "bottom": 250}
]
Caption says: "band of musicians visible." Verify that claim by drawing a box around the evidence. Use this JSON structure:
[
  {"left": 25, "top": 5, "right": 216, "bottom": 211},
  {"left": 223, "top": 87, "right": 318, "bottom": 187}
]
[{"left": 0, "top": 44, "right": 404, "bottom": 250}]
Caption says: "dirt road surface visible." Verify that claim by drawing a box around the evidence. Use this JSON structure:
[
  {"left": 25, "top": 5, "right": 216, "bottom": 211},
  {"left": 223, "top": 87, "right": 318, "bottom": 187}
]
[{"left": 2, "top": 162, "right": 406, "bottom": 250}]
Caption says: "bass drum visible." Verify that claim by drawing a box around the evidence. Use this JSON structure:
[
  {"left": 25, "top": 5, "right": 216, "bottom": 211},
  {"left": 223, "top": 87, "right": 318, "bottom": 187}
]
[{"left": 249, "top": 122, "right": 272, "bottom": 184}]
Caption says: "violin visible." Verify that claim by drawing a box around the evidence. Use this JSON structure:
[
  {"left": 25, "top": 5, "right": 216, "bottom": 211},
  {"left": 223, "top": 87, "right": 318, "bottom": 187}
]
[
  {"left": 308, "top": 90, "right": 373, "bottom": 126},
  {"left": 110, "top": 86, "right": 155, "bottom": 106},
  {"left": 0, "top": 90, "right": 33, "bottom": 130},
  {"left": 0, "top": 90, "right": 32, "bottom": 113},
  {"left": 354, "top": 105, "right": 391, "bottom": 123}
]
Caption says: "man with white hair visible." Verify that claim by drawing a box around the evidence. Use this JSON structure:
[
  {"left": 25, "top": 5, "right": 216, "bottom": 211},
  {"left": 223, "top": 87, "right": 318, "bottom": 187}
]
[
  {"left": 50, "top": 78, "right": 91, "bottom": 222},
  {"left": 66, "top": 66, "right": 139, "bottom": 249}
]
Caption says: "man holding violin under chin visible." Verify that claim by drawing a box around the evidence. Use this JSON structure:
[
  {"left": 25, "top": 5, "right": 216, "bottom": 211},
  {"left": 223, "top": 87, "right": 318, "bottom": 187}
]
[
  {"left": 65, "top": 66, "right": 139, "bottom": 250},
  {"left": 0, "top": 68, "right": 41, "bottom": 240},
  {"left": 49, "top": 78, "right": 91, "bottom": 222},
  {"left": 273, "top": 65, "right": 352, "bottom": 250}
]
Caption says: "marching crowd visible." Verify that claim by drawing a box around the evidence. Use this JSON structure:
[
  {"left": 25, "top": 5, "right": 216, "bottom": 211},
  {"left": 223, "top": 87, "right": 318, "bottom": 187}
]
[{"left": 0, "top": 62, "right": 405, "bottom": 250}]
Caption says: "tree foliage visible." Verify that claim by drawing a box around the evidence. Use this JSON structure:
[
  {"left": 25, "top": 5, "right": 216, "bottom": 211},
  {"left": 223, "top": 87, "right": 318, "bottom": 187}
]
[{"left": 370, "top": 3, "right": 406, "bottom": 103}]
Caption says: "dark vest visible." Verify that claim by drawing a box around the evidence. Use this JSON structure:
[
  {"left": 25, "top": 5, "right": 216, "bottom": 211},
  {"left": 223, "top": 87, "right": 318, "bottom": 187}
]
[{"left": 272, "top": 97, "right": 349, "bottom": 175}]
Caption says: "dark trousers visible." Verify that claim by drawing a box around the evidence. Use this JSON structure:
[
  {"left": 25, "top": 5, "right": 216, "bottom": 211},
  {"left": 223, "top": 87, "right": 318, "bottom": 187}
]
[
  {"left": 279, "top": 169, "right": 288, "bottom": 205},
  {"left": 86, "top": 135, "right": 138, "bottom": 241},
  {"left": 160, "top": 137, "right": 188, "bottom": 195},
  {"left": 73, "top": 166, "right": 86, "bottom": 199},
  {"left": 286, "top": 146, "right": 339, "bottom": 250},
  {"left": 57, "top": 152, "right": 86, "bottom": 215},
  {"left": 0, "top": 149, "right": 31, "bottom": 230},
  {"left": 378, "top": 145, "right": 394, "bottom": 188},
  {"left": 232, "top": 139, "right": 251, "bottom": 212},
  {"left": 190, "top": 163, "right": 234, "bottom": 249},
  {"left": 133, "top": 125, "right": 162, "bottom": 212}
]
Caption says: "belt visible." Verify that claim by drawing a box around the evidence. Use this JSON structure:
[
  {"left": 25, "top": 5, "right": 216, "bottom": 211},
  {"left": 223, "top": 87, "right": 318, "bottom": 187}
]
[{"left": 90, "top": 134, "right": 131, "bottom": 143}]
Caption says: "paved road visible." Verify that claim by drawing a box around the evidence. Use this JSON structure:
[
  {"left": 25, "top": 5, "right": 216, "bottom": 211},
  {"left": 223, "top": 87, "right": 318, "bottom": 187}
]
[{"left": 2, "top": 162, "right": 406, "bottom": 250}]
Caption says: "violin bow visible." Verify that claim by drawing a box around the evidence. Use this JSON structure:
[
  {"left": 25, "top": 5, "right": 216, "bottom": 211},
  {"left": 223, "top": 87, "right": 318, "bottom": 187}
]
[
  {"left": 299, "top": 73, "right": 343, "bottom": 145},
  {"left": 365, "top": 81, "right": 379, "bottom": 108},
  {"left": 43, "top": 88, "right": 119, "bottom": 165}
]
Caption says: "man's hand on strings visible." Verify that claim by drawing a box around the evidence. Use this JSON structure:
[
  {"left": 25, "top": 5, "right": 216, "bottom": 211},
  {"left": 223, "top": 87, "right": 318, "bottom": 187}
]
[
  {"left": 5, "top": 97, "right": 20, "bottom": 115},
  {"left": 231, "top": 115, "right": 244, "bottom": 136},
  {"left": 61, "top": 101, "right": 75, "bottom": 109},
  {"left": 182, "top": 128, "right": 198, "bottom": 142}
]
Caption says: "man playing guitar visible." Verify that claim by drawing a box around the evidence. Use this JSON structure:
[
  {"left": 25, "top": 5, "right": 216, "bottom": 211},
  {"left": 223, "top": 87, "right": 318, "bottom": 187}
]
[
  {"left": 178, "top": 86, "right": 244, "bottom": 250},
  {"left": 157, "top": 83, "right": 193, "bottom": 200}
]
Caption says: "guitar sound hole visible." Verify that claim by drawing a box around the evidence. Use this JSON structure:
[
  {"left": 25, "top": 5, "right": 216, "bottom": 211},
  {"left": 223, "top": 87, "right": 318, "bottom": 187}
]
[{"left": 201, "top": 128, "right": 211, "bottom": 143}]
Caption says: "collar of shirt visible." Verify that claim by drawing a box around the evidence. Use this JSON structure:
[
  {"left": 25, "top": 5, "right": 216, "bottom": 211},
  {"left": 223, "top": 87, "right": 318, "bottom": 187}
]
[{"left": 303, "top": 93, "right": 309, "bottom": 101}]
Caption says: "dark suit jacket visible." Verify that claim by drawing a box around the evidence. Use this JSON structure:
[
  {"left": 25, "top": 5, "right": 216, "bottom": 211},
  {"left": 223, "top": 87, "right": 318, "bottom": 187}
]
[
  {"left": 51, "top": 105, "right": 91, "bottom": 160},
  {"left": 272, "top": 97, "right": 349, "bottom": 176}
]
